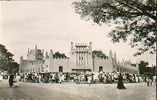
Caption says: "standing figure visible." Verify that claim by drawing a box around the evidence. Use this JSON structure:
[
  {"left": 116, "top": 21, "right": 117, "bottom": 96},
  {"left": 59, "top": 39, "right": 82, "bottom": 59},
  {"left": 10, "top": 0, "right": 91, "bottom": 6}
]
[
  {"left": 14, "top": 73, "right": 21, "bottom": 87},
  {"left": 146, "top": 77, "right": 150, "bottom": 86},
  {"left": 55, "top": 73, "right": 59, "bottom": 83},
  {"left": 87, "top": 74, "right": 92, "bottom": 85},
  {"left": 58, "top": 72, "right": 63, "bottom": 84},
  {"left": 38, "top": 74, "right": 42, "bottom": 83},
  {"left": 117, "top": 73, "right": 126, "bottom": 89},
  {"left": 0, "top": 73, "right": 3, "bottom": 81},
  {"left": 9, "top": 74, "right": 14, "bottom": 88}
]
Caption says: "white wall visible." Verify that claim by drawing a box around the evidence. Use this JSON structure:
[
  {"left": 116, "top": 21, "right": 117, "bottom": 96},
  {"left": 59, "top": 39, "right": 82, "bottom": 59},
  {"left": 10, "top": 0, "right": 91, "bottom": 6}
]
[
  {"left": 45, "top": 58, "right": 71, "bottom": 72},
  {"left": 93, "top": 57, "right": 113, "bottom": 72},
  {"left": 20, "top": 59, "right": 43, "bottom": 73}
]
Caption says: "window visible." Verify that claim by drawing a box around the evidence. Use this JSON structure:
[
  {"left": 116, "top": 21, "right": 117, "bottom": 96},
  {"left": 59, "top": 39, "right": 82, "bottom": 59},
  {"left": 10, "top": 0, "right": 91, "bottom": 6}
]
[{"left": 59, "top": 66, "right": 63, "bottom": 72}]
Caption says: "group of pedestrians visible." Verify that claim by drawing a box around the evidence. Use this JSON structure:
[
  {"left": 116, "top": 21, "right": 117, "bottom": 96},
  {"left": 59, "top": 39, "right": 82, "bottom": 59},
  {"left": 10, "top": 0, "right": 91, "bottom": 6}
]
[
  {"left": 20, "top": 72, "right": 66, "bottom": 84},
  {"left": 8, "top": 73, "right": 21, "bottom": 88},
  {"left": 73, "top": 71, "right": 145, "bottom": 84},
  {"left": 6, "top": 71, "right": 155, "bottom": 89},
  {"left": 146, "top": 75, "right": 155, "bottom": 87},
  {"left": 18, "top": 71, "right": 148, "bottom": 84}
]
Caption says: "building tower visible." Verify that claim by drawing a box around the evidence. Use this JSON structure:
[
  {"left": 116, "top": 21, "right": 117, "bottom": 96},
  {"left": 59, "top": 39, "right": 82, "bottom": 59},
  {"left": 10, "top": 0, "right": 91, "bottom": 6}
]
[{"left": 70, "top": 42, "right": 93, "bottom": 73}]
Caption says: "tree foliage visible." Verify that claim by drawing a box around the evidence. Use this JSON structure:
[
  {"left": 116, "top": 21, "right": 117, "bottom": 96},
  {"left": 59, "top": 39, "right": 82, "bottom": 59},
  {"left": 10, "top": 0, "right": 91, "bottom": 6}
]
[
  {"left": 92, "top": 50, "right": 108, "bottom": 59},
  {"left": 0, "top": 44, "right": 19, "bottom": 74},
  {"left": 53, "top": 51, "right": 67, "bottom": 58},
  {"left": 138, "top": 60, "right": 156, "bottom": 75},
  {"left": 8, "top": 62, "right": 19, "bottom": 74},
  {"left": 73, "top": 0, "right": 157, "bottom": 55},
  {"left": 0, "top": 44, "right": 14, "bottom": 70},
  {"left": 138, "top": 60, "right": 149, "bottom": 74}
]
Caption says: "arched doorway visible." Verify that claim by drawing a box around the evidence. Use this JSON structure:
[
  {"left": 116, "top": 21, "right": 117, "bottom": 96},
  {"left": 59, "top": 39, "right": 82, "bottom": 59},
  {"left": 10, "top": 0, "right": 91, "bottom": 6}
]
[
  {"left": 59, "top": 66, "right": 63, "bottom": 72},
  {"left": 99, "top": 66, "right": 103, "bottom": 72}
]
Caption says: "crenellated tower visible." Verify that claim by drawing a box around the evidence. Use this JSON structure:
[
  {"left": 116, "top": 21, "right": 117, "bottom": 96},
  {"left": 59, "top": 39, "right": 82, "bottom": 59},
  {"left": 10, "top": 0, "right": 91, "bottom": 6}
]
[
  {"left": 70, "top": 42, "right": 93, "bottom": 72},
  {"left": 27, "top": 45, "right": 44, "bottom": 60}
]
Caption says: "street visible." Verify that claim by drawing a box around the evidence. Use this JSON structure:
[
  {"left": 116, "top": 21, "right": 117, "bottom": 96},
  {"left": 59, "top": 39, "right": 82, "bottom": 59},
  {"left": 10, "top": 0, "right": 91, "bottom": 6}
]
[{"left": 0, "top": 80, "right": 156, "bottom": 100}]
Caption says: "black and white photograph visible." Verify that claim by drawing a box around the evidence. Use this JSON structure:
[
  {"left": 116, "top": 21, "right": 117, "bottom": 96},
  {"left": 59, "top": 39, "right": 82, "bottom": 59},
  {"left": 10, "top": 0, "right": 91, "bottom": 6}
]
[{"left": 0, "top": 0, "right": 156, "bottom": 100}]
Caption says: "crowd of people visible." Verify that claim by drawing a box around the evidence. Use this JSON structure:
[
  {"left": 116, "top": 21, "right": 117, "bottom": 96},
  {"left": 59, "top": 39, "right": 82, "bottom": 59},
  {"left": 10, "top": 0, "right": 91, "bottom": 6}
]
[
  {"left": 0, "top": 71, "right": 155, "bottom": 88},
  {"left": 16, "top": 71, "right": 155, "bottom": 85}
]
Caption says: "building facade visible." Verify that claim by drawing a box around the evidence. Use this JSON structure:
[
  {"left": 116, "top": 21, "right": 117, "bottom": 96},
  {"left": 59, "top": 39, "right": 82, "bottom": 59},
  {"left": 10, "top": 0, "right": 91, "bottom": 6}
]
[
  {"left": 19, "top": 42, "right": 139, "bottom": 74},
  {"left": 70, "top": 42, "right": 93, "bottom": 72}
]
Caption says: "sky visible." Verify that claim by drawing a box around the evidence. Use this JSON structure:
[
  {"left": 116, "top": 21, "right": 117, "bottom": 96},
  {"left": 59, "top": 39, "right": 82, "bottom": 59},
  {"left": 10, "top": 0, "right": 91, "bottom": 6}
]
[{"left": 0, "top": 0, "right": 156, "bottom": 66}]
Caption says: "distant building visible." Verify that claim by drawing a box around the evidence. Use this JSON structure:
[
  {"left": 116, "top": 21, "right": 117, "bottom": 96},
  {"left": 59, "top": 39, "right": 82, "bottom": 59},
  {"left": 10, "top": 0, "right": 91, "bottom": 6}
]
[{"left": 19, "top": 42, "right": 139, "bottom": 74}]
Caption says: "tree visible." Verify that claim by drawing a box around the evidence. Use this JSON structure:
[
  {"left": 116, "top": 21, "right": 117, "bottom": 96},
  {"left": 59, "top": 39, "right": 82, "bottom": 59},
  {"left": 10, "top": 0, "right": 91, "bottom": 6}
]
[
  {"left": 8, "top": 62, "right": 19, "bottom": 74},
  {"left": 138, "top": 60, "right": 149, "bottom": 74},
  {"left": 0, "top": 44, "right": 19, "bottom": 74},
  {"left": 53, "top": 51, "right": 67, "bottom": 58},
  {"left": 92, "top": 50, "right": 108, "bottom": 59},
  {"left": 0, "top": 44, "right": 14, "bottom": 70},
  {"left": 73, "top": 0, "right": 157, "bottom": 55}
]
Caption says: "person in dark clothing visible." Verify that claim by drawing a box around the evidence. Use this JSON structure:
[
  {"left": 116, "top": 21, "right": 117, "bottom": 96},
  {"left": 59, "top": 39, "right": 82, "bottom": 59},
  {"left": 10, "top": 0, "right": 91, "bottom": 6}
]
[
  {"left": 55, "top": 73, "right": 59, "bottom": 83},
  {"left": 9, "top": 74, "right": 14, "bottom": 88},
  {"left": 117, "top": 73, "right": 126, "bottom": 89}
]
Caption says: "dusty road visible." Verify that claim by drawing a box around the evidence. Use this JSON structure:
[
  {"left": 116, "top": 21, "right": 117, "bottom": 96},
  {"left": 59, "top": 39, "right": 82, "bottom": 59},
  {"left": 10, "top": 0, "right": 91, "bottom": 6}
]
[{"left": 0, "top": 80, "right": 156, "bottom": 100}]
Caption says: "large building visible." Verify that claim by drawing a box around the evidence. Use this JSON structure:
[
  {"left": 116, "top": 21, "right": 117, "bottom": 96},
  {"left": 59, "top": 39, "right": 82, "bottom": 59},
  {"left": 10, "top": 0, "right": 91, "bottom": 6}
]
[{"left": 19, "top": 42, "right": 139, "bottom": 74}]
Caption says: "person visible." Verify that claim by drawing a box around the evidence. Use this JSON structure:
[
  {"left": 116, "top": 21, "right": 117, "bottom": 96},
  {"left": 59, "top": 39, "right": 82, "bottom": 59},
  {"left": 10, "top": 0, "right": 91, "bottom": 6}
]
[
  {"left": 9, "top": 74, "right": 14, "bottom": 88},
  {"left": 0, "top": 73, "right": 3, "bottom": 81},
  {"left": 87, "top": 74, "right": 92, "bottom": 86},
  {"left": 146, "top": 77, "right": 150, "bottom": 86},
  {"left": 55, "top": 73, "right": 59, "bottom": 83},
  {"left": 58, "top": 72, "right": 64, "bottom": 84},
  {"left": 38, "top": 74, "right": 42, "bottom": 83},
  {"left": 149, "top": 78, "right": 153, "bottom": 86},
  {"left": 117, "top": 73, "right": 126, "bottom": 89},
  {"left": 153, "top": 75, "right": 156, "bottom": 85},
  {"left": 14, "top": 73, "right": 21, "bottom": 87}
]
